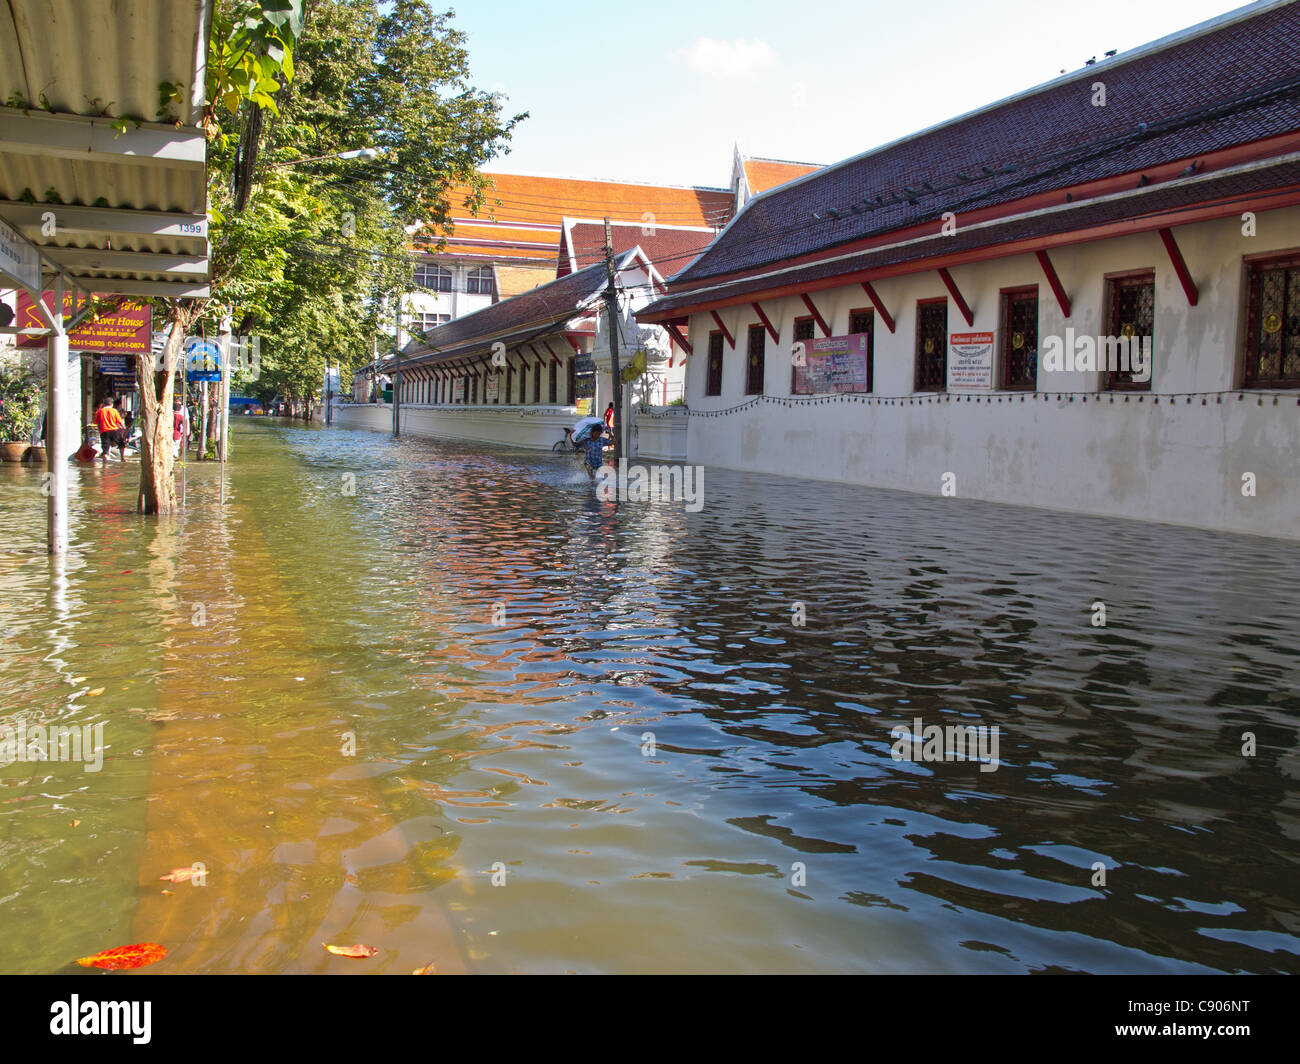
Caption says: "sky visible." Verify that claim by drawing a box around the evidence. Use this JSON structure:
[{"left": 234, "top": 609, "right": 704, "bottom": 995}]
[{"left": 449, "top": 0, "right": 1256, "bottom": 188}]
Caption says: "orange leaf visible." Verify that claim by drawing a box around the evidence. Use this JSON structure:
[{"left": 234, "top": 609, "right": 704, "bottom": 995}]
[
  {"left": 86, "top": 688, "right": 105, "bottom": 697},
  {"left": 324, "top": 943, "right": 378, "bottom": 958},
  {"left": 159, "top": 867, "right": 202, "bottom": 883},
  {"left": 70, "top": 819, "right": 80, "bottom": 828},
  {"left": 412, "top": 962, "right": 438, "bottom": 975},
  {"left": 76, "top": 943, "right": 167, "bottom": 970}
]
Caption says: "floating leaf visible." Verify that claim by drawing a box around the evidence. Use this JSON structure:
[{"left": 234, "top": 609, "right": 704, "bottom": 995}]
[
  {"left": 324, "top": 943, "right": 378, "bottom": 958},
  {"left": 159, "top": 866, "right": 203, "bottom": 883},
  {"left": 76, "top": 943, "right": 167, "bottom": 970},
  {"left": 161, "top": 889, "right": 175, "bottom": 896},
  {"left": 86, "top": 687, "right": 105, "bottom": 697},
  {"left": 70, "top": 819, "right": 80, "bottom": 828},
  {"left": 412, "top": 962, "right": 437, "bottom": 975}
]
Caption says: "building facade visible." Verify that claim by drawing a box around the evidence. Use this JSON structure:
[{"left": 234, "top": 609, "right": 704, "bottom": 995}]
[{"left": 638, "top": 0, "right": 1300, "bottom": 539}]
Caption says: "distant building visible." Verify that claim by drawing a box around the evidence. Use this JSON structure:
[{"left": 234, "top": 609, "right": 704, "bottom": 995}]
[
  {"left": 729, "top": 147, "right": 822, "bottom": 211},
  {"left": 638, "top": 1, "right": 1300, "bottom": 539}
]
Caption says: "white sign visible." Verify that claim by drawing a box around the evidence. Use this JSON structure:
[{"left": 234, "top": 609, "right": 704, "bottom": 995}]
[
  {"left": 485, "top": 373, "right": 499, "bottom": 403},
  {"left": 0, "top": 216, "right": 40, "bottom": 292},
  {"left": 947, "top": 331, "right": 994, "bottom": 390},
  {"left": 453, "top": 377, "right": 465, "bottom": 403}
]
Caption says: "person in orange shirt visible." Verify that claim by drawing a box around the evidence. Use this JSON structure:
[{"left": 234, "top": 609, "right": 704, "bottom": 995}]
[{"left": 92, "top": 396, "right": 126, "bottom": 462}]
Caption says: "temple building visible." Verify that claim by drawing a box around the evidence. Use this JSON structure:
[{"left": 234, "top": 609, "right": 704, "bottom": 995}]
[{"left": 636, "top": 0, "right": 1300, "bottom": 539}]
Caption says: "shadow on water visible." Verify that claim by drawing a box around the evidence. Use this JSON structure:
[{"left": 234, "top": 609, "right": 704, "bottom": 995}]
[{"left": 0, "top": 418, "right": 1297, "bottom": 973}]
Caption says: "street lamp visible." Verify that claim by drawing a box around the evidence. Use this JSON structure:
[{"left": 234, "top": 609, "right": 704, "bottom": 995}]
[{"left": 267, "top": 147, "right": 380, "bottom": 168}]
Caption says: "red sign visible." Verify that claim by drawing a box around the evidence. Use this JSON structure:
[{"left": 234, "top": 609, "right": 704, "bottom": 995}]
[{"left": 15, "top": 291, "right": 151, "bottom": 354}]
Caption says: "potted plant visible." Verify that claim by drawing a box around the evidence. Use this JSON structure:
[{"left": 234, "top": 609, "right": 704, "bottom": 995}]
[{"left": 0, "top": 367, "right": 42, "bottom": 462}]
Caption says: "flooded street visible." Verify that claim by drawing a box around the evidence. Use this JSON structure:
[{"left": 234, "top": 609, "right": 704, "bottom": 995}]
[{"left": 1, "top": 418, "right": 1298, "bottom": 974}]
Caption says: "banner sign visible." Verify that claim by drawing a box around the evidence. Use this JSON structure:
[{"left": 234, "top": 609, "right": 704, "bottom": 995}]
[
  {"left": 0, "top": 217, "right": 39, "bottom": 291},
  {"left": 485, "top": 373, "right": 499, "bottom": 403},
  {"left": 948, "top": 331, "right": 994, "bottom": 389},
  {"left": 453, "top": 377, "right": 465, "bottom": 403},
  {"left": 185, "top": 337, "right": 222, "bottom": 382},
  {"left": 793, "top": 332, "right": 871, "bottom": 394},
  {"left": 15, "top": 291, "right": 152, "bottom": 353}
]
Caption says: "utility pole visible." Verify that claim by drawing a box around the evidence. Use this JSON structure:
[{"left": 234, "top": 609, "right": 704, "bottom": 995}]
[
  {"left": 602, "top": 217, "right": 623, "bottom": 464},
  {"left": 392, "top": 291, "right": 402, "bottom": 437}
]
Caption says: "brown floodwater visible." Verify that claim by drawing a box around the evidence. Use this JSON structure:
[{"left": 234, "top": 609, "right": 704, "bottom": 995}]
[{"left": 0, "top": 417, "right": 1298, "bottom": 974}]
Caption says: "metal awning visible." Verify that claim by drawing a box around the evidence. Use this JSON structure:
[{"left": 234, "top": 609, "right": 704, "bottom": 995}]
[{"left": 0, "top": 0, "right": 212, "bottom": 300}]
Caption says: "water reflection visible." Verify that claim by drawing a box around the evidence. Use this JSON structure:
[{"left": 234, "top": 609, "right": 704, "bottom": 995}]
[{"left": 0, "top": 420, "right": 1297, "bottom": 974}]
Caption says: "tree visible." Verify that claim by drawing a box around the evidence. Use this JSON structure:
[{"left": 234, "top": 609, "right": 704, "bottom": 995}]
[{"left": 136, "top": 0, "right": 305, "bottom": 514}]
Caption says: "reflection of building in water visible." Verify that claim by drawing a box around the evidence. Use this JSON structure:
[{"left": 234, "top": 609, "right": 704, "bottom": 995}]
[{"left": 638, "top": 2, "right": 1300, "bottom": 539}]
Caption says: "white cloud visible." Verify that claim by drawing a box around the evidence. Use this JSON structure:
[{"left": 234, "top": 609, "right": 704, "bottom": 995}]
[{"left": 673, "top": 36, "right": 777, "bottom": 79}]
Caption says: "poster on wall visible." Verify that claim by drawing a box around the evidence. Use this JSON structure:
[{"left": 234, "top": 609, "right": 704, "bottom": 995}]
[
  {"left": 947, "top": 331, "right": 994, "bottom": 389},
  {"left": 792, "top": 332, "right": 871, "bottom": 394},
  {"left": 452, "top": 377, "right": 465, "bottom": 403},
  {"left": 485, "top": 374, "right": 499, "bottom": 403}
]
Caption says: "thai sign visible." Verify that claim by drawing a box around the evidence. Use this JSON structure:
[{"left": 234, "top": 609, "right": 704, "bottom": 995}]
[
  {"left": 185, "top": 337, "right": 222, "bottom": 382},
  {"left": 453, "top": 377, "right": 465, "bottom": 403},
  {"left": 15, "top": 292, "right": 152, "bottom": 353},
  {"left": 947, "top": 331, "right": 994, "bottom": 389},
  {"left": 485, "top": 373, "right": 499, "bottom": 403},
  {"left": 98, "top": 354, "right": 133, "bottom": 376},
  {"left": 0, "top": 217, "right": 39, "bottom": 291},
  {"left": 793, "top": 332, "right": 871, "bottom": 394}
]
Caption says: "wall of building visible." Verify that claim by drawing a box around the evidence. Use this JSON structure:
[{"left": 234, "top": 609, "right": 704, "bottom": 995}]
[
  {"left": 334, "top": 401, "right": 579, "bottom": 451},
  {"left": 682, "top": 207, "right": 1300, "bottom": 539},
  {"left": 633, "top": 408, "right": 687, "bottom": 461}
]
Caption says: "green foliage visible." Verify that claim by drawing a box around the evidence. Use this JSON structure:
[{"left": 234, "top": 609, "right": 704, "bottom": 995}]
[
  {"left": 0, "top": 368, "right": 43, "bottom": 443},
  {"left": 197, "top": 0, "right": 524, "bottom": 412},
  {"left": 205, "top": 0, "right": 306, "bottom": 139}
]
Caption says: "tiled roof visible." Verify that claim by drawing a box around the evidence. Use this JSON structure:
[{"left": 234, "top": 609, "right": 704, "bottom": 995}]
[
  {"left": 667, "top": 1, "right": 1300, "bottom": 291},
  {"left": 494, "top": 264, "right": 555, "bottom": 299},
  {"left": 742, "top": 157, "right": 822, "bottom": 195},
  {"left": 641, "top": 157, "right": 1300, "bottom": 318},
  {"left": 396, "top": 253, "right": 636, "bottom": 367},
  {"left": 427, "top": 171, "right": 733, "bottom": 251},
  {"left": 558, "top": 219, "right": 717, "bottom": 280}
]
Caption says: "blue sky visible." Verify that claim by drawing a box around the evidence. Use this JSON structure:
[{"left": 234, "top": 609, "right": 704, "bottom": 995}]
[{"left": 450, "top": 0, "right": 1253, "bottom": 188}]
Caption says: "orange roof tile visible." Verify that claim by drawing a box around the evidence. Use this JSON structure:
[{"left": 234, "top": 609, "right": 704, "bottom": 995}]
[{"left": 742, "top": 158, "right": 822, "bottom": 195}]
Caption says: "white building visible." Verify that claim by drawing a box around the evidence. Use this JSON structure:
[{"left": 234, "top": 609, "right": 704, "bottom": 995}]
[{"left": 638, "top": 1, "right": 1300, "bottom": 539}]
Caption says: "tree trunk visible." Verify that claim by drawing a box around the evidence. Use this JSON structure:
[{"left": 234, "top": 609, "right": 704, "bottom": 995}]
[{"left": 136, "top": 305, "right": 193, "bottom": 514}]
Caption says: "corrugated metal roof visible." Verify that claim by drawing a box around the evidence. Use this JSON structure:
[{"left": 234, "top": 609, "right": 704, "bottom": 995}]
[{"left": 0, "top": 0, "right": 211, "bottom": 298}]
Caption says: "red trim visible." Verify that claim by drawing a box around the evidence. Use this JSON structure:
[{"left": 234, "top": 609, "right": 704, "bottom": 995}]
[
  {"left": 751, "top": 301, "right": 779, "bottom": 343},
  {"left": 799, "top": 293, "right": 832, "bottom": 337},
  {"left": 637, "top": 183, "right": 1300, "bottom": 323},
  {"left": 859, "top": 281, "right": 895, "bottom": 333},
  {"left": 709, "top": 310, "right": 735, "bottom": 348},
  {"left": 665, "top": 323, "right": 693, "bottom": 356},
  {"left": 937, "top": 268, "right": 974, "bottom": 327},
  {"left": 1158, "top": 227, "right": 1199, "bottom": 307},
  {"left": 1035, "top": 250, "right": 1072, "bottom": 317}
]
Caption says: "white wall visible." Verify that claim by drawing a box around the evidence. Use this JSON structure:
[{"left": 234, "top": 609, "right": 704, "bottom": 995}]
[
  {"left": 335, "top": 401, "right": 578, "bottom": 451},
  {"left": 681, "top": 206, "right": 1300, "bottom": 539}
]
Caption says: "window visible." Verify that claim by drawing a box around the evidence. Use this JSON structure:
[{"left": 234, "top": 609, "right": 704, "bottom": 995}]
[
  {"left": 1105, "top": 271, "right": 1154, "bottom": 390},
  {"left": 745, "top": 324, "right": 766, "bottom": 395},
  {"left": 415, "top": 312, "right": 450, "bottom": 332},
  {"left": 414, "top": 263, "right": 452, "bottom": 292},
  {"left": 848, "top": 308, "right": 875, "bottom": 393},
  {"left": 1245, "top": 253, "right": 1300, "bottom": 388},
  {"left": 1000, "top": 288, "right": 1038, "bottom": 390},
  {"left": 502, "top": 367, "right": 510, "bottom": 404},
  {"left": 470, "top": 374, "right": 478, "bottom": 404},
  {"left": 567, "top": 358, "right": 576, "bottom": 405},
  {"left": 466, "top": 266, "right": 493, "bottom": 295},
  {"left": 915, "top": 299, "right": 948, "bottom": 391},
  {"left": 790, "top": 317, "right": 815, "bottom": 392},
  {"left": 534, "top": 361, "right": 542, "bottom": 403},
  {"left": 706, "top": 331, "right": 724, "bottom": 396},
  {"left": 519, "top": 364, "right": 527, "bottom": 403},
  {"left": 550, "top": 360, "right": 558, "bottom": 404}
]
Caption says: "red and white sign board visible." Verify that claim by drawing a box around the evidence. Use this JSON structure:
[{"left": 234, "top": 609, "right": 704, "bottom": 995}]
[{"left": 948, "top": 331, "right": 994, "bottom": 390}]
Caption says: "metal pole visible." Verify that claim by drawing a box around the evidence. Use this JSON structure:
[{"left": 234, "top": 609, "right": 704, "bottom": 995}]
[
  {"left": 199, "top": 379, "right": 209, "bottom": 458},
  {"left": 603, "top": 218, "right": 624, "bottom": 465},
  {"left": 46, "top": 277, "right": 68, "bottom": 555},
  {"left": 218, "top": 328, "right": 231, "bottom": 505},
  {"left": 393, "top": 293, "right": 402, "bottom": 437}
]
